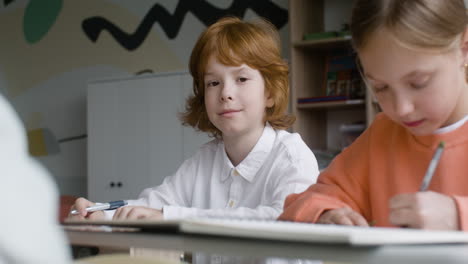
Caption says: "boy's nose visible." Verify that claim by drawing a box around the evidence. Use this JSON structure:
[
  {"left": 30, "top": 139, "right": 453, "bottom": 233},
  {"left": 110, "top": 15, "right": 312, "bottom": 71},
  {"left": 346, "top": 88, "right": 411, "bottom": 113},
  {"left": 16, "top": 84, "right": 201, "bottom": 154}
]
[
  {"left": 220, "top": 82, "right": 234, "bottom": 102},
  {"left": 221, "top": 95, "right": 233, "bottom": 101}
]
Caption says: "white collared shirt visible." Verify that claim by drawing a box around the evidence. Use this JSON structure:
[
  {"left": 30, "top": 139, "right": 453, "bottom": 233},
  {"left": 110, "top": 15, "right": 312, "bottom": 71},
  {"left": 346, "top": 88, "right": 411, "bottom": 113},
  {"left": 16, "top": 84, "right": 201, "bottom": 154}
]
[{"left": 119, "top": 124, "right": 319, "bottom": 220}]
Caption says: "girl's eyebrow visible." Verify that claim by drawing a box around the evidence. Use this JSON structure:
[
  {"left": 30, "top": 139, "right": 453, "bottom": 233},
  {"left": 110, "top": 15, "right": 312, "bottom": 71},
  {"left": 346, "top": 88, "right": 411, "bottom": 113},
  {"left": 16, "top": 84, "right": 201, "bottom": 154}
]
[
  {"left": 365, "top": 70, "right": 432, "bottom": 82},
  {"left": 401, "top": 70, "right": 433, "bottom": 80}
]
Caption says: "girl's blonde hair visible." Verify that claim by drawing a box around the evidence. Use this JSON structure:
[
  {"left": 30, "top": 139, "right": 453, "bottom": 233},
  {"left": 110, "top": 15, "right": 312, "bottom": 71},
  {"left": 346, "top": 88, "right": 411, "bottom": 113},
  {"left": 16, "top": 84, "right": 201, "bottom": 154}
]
[
  {"left": 351, "top": 0, "right": 468, "bottom": 52},
  {"left": 180, "top": 16, "right": 294, "bottom": 138}
]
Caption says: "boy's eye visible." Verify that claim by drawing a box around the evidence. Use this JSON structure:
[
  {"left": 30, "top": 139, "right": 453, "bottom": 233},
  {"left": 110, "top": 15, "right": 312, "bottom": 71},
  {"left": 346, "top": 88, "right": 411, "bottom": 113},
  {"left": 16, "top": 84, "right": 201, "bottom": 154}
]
[
  {"left": 238, "top": 77, "right": 248, "bottom": 82},
  {"left": 206, "top": 81, "right": 219, "bottom": 87}
]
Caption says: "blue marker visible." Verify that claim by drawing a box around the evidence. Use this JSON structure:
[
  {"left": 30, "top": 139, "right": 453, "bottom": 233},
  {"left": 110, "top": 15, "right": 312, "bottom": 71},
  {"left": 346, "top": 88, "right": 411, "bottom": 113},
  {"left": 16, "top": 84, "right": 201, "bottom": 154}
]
[{"left": 70, "top": 200, "right": 127, "bottom": 215}]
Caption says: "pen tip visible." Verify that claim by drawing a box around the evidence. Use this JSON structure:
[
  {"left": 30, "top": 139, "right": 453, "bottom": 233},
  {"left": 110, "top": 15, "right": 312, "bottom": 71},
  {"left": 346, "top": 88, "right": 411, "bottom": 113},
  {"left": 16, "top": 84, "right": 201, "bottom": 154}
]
[{"left": 439, "top": 141, "right": 445, "bottom": 148}]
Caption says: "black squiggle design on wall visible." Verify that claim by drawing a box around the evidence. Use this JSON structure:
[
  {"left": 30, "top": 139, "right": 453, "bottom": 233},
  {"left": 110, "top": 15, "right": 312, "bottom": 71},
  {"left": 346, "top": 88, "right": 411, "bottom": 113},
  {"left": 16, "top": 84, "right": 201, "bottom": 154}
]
[
  {"left": 4, "top": 0, "right": 15, "bottom": 6},
  {"left": 82, "top": 0, "right": 287, "bottom": 51}
]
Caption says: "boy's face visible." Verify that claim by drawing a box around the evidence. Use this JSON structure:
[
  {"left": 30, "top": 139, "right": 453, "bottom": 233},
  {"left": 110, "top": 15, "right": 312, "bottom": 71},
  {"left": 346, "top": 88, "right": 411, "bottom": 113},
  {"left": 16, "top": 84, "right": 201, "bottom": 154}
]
[
  {"left": 359, "top": 29, "right": 468, "bottom": 136},
  {"left": 203, "top": 55, "right": 273, "bottom": 139}
]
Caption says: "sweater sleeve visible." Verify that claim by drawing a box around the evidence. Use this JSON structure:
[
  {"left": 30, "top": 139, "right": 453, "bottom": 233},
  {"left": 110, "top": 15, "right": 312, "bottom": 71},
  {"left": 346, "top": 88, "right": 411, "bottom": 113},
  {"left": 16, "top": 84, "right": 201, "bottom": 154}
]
[
  {"left": 452, "top": 196, "right": 468, "bottom": 231},
  {"left": 279, "top": 118, "right": 375, "bottom": 223}
]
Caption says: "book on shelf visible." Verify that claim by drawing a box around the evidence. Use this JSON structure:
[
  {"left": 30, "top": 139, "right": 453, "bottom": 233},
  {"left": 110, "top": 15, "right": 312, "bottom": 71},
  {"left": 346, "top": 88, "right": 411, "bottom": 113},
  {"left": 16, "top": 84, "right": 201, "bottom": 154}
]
[
  {"left": 336, "top": 70, "right": 351, "bottom": 96},
  {"left": 323, "top": 51, "right": 365, "bottom": 99}
]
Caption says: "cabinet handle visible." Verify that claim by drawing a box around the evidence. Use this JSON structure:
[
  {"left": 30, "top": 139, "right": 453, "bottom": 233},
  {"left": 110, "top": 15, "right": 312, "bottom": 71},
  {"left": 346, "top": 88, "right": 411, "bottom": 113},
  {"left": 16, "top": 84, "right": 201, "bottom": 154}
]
[
  {"left": 117, "top": 182, "right": 122, "bottom": 188},
  {"left": 110, "top": 182, "right": 115, "bottom": 188}
]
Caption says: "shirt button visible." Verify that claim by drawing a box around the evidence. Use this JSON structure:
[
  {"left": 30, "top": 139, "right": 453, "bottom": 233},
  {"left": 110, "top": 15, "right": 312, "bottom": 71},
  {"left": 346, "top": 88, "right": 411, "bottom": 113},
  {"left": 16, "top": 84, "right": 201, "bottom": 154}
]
[
  {"left": 228, "top": 200, "right": 234, "bottom": 207},
  {"left": 233, "top": 169, "right": 239, "bottom": 176}
]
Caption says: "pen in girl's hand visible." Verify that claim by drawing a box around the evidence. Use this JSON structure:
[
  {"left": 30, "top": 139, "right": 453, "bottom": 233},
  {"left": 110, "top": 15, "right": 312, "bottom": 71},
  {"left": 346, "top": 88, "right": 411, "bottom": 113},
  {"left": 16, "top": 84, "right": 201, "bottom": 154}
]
[
  {"left": 419, "top": 141, "right": 445, "bottom": 192},
  {"left": 70, "top": 200, "right": 128, "bottom": 215}
]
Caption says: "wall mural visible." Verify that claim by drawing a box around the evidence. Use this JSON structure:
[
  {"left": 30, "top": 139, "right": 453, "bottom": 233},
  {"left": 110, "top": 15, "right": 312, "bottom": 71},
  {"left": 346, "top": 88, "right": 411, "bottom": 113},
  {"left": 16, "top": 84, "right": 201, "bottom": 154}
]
[
  {"left": 3, "top": 0, "right": 13, "bottom": 5},
  {"left": 82, "top": 0, "right": 287, "bottom": 50},
  {"left": 0, "top": 0, "right": 288, "bottom": 196},
  {"left": 22, "top": 0, "right": 63, "bottom": 44}
]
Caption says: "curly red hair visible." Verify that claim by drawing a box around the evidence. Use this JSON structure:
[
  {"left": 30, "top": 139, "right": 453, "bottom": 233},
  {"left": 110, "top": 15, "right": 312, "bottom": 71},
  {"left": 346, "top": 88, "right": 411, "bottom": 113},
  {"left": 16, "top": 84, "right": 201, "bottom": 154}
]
[{"left": 180, "top": 16, "right": 294, "bottom": 138}]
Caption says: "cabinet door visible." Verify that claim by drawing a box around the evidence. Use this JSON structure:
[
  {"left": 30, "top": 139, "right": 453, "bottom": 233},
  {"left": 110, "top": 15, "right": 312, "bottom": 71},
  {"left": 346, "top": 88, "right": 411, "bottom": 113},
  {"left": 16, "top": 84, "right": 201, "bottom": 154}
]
[
  {"left": 88, "top": 80, "right": 119, "bottom": 201},
  {"left": 88, "top": 73, "right": 209, "bottom": 202},
  {"left": 147, "top": 75, "right": 185, "bottom": 188},
  {"left": 88, "top": 78, "right": 152, "bottom": 201}
]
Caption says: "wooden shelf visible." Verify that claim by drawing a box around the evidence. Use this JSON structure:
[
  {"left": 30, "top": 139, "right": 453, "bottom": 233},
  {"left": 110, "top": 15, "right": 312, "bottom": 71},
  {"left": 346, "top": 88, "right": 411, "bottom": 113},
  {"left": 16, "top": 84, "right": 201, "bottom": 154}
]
[
  {"left": 293, "top": 37, "right": 351, "bottom": 49},
  {"left": 297, "top": 99, "right": 365, "bottom": 110},
  {"left": 289, "top": 0, "right": 374, "bottom": 151}
]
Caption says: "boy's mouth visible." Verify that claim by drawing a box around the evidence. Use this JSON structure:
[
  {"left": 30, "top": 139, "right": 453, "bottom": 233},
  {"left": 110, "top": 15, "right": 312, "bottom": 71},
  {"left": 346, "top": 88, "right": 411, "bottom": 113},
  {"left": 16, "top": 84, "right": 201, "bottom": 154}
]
[{"left": 219, "top": 109, "right": 241, "bottom": 116}]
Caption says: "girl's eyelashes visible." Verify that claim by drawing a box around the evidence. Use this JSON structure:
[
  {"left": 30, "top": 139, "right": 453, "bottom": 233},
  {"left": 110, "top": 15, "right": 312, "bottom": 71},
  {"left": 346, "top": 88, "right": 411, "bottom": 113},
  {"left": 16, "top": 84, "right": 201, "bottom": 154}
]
[
  {"left": 410, "top": 81, "right": 428, "bottom": 89},
  {"left": 370, "top": 76, "right": 431, "bottom": 92},
  {"left": 409, "top": 76, "right": 431, "bottom": 89},
  {"left": 366, "top": 79, "right": 387, "bottom": 93},
  {"left": 372, "top": 84, "right": 388, "bottom": 93}
]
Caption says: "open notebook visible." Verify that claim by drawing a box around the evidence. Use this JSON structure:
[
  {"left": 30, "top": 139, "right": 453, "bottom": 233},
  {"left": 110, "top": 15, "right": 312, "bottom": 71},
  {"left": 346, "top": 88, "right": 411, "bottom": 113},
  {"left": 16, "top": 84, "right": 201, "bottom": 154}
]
[{"left": 64, "top": 217, "right": 468, "bottom": 246}]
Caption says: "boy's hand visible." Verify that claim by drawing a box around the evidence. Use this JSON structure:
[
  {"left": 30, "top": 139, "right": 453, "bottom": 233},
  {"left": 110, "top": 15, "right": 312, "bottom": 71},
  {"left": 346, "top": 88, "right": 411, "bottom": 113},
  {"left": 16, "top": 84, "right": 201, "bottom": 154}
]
[
  {"left": 67, "top": 197, "right": 105, "bottom": 220},
  {"left": 112, "top": 206, "right": 163, "bottom": 220},
  {"left": 317, "top": 207, "right": 369, "bottom": 226},
  {"left": 389, "top": 191, "right": 459, "bottom": 230}
]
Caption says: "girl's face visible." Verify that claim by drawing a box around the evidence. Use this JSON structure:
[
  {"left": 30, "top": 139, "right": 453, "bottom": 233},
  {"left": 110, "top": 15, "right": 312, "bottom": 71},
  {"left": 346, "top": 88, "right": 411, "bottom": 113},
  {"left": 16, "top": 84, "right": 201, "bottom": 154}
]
[
  {"left": 359, "top": 29, "right": 468, "bottom": 136},
  {"left": 203, "top": 55, "right": 273, "bottom": 139}
]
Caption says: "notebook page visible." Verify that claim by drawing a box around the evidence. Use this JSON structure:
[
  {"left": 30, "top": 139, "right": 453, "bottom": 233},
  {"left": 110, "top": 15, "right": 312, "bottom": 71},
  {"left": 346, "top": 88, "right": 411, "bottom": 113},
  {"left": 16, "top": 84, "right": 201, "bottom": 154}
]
[{"left": 180, "top": 218, "right": 468, "bottom": 246}]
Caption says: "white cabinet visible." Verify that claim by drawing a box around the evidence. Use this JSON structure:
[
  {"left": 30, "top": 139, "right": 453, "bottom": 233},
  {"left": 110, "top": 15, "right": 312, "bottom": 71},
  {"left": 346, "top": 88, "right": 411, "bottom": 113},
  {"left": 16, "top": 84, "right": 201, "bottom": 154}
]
[{"left": 87, "top": 72, "right": 210, "bottom": 201}]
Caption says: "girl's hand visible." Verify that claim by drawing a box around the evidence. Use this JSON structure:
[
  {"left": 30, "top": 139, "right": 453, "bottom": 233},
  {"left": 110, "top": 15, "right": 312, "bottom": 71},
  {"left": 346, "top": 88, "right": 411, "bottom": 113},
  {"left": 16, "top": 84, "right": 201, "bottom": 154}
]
[
  {"left": 317, "top": 207, "right": 369, "bottom": 226},
  {"left": 113, "top": 206, "right": 163, "bottom": 220},
  {"left": 389, "top": 191, "right": 459, "bottom": 230},
  {"left": 67, "top": 197, "right": 105, "bottom": 220}
]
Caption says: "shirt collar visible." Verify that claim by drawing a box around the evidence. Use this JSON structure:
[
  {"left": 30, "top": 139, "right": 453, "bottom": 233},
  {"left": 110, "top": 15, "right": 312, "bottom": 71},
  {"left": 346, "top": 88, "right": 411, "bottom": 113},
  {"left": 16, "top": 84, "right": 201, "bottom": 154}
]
[
  {"left": 433, "top": 115, "right": 468, "bottom": 134},
  {"left": 412, "top": 115, "right": 468, "bottom": 148},
  {"left": 219, "top": 124, "right": 276, "bottom": 182}
]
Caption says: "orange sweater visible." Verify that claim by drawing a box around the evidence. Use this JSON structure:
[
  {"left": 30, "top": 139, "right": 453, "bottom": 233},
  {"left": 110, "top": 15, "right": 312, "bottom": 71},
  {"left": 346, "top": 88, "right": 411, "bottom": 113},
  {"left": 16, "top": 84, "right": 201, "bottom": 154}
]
[{"left": 279, "top": 113, "right": 468, "bottom": 231}]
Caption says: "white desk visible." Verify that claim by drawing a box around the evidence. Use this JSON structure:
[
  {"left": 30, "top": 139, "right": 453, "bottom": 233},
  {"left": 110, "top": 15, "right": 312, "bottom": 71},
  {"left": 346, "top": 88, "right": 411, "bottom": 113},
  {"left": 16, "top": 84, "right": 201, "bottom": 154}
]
[{"left": 66, "top": 229, "right": 468, "bottom": 264}]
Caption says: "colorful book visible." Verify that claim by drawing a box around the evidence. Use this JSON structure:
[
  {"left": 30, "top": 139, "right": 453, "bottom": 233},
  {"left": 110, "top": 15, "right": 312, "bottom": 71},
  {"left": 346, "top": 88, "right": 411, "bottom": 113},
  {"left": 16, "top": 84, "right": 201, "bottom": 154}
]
[{"left": 322, "top": 51, "right": 364, "bottom": 99}]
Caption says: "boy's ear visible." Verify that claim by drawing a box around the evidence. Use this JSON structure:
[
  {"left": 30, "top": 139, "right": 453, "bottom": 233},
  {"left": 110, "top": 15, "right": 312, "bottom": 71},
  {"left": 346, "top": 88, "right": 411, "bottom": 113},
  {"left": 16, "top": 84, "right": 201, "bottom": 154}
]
[
  {"left": 266, "top": 98, "right": 274, "bottom": 108},
  {"left": 265, "top": 91, "right": 274, "bottom": 108}
]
